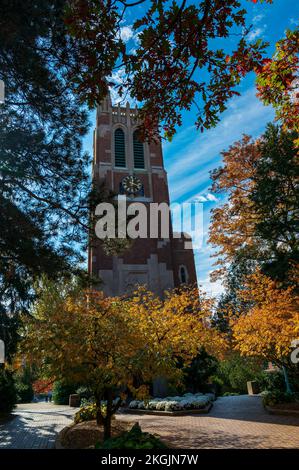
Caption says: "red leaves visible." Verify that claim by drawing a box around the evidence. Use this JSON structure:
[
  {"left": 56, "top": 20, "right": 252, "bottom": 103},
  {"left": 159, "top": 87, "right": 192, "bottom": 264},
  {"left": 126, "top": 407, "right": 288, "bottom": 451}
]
[
  {"left": 256, "top": 29, "right": 299, "bottom": 136},
  {"left": 62, "top": 0, "right": 273, "bottom": 140},
  {"left": 33, "top": 379, "right": 53, "bottom": 394}
]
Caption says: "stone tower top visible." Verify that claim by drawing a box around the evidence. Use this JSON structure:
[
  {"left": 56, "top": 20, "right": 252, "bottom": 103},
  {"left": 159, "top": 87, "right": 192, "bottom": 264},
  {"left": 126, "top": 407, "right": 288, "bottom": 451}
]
[{"left": 97, "top": 92, "right": 140, "bottom": 128}]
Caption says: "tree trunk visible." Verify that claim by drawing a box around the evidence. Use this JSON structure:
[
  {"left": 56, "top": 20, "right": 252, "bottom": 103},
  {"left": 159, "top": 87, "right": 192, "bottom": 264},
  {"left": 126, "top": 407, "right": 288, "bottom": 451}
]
[
  {"left": 103, "top": 388, "right": 113, "bottom": 440},
  {"left": 103, "top": 416, "right": 112, "bottom": 441}
]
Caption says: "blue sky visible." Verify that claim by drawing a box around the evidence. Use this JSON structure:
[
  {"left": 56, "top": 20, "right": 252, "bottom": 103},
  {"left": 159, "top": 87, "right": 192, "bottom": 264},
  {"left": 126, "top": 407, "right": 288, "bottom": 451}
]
[{"left": 83, "top": 0, "right": 298, "bottom": 296}]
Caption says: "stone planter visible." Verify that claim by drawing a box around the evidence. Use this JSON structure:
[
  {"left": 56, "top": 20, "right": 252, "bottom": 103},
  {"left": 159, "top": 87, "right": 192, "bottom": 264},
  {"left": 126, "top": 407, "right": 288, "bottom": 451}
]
[
  {"left": 69, "top": 394, "right": 80, "bottom": 407},
  {"left": 120, "top": 403, "right": 213, "bottom": 416},
  {"left": 264, "top": 405, "right": 299, "bottom": 417}
]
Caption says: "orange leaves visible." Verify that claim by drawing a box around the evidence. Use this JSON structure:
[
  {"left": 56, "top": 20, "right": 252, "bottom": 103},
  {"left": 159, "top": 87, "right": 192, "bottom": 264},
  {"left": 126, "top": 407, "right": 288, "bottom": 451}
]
[
  {"left": 32, "top": 379, "right": 53, "bottom": 394},
  {"left": 208, "top": 135, "right": 261, "bottom": 277},
  {"left": 231, "top": 269, "right": 299, "bottom": 364},
  {"left": 22, "top": 280, "right": 227, "bottom": 398}
]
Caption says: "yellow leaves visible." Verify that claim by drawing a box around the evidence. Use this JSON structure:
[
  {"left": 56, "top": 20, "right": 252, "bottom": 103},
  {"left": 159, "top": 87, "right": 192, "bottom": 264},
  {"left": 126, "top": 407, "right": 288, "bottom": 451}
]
[
  {"left": 232, "top": 269, "right": 299, "bottom": 363},
  {"left": 21, "top": 280, "right": 228, "bottom": 400},
  {"left": 125, "top": 285, "right": 227, "bottom": 365}
]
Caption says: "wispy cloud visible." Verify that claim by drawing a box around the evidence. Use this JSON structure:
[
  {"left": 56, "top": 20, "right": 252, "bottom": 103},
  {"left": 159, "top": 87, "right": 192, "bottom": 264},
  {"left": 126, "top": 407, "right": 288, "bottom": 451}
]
[
  {"left": 109, "top": 67, "right": 137, "bottom": 106},
  {"left": 196, "top": 275, "right": 224, "bottom": 298},
  {"left": 163, "top": 87, "right": 274, "bottom": 296},
  {"left": 120, "top": 25, "right": 134, "bottom": 42},
  {"left": 290, "top": 18, "right": 298, "bottom": 26},
  {"left": 119, "top": 25, "right": 141, "bottom": 45},
  {"left": 247, "top": 26, "right": 266, "bottom": 42},
  {"left": 165, "top": 87, "right": 274, "bottom": 202},
  {"left": 194, "top": 193, "right": 218, "bottom": 203},
  {"left": 252, "top": 14, "right": 265, "bottom": 24}
]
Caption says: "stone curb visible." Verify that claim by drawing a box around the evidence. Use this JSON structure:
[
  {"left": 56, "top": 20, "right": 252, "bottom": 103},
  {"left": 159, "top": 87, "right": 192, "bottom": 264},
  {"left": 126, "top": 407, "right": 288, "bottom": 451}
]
[{"left": 265, "top": 405, "right": 299, "bottom": 417}]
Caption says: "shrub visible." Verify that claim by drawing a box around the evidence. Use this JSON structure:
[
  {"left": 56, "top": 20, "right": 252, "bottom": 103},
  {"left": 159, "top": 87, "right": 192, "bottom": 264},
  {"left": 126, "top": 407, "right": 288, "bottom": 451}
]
[
  {"left": 15, "top": 382, "right": 34, "bottom": 403},
  {"left": 52, "top": 380, "right": 77, "bottom": 405},
  {"left": 80, "top": 397, "right": 95, "bottom": 407},
  {"left": 14, "top": 367, "right": 34, "bottom": 403},
  {"left": 261, "top": 390, "right": 298, "bottom": 407},
  {"left": 76, "top": 386, "right": 94, "bottom": 401},
  {"left": 74, "top": 401, "right": 119, "bottom": 424},
  {"left": 216, "top": 354, "right": 263, "bottom": 394},
  {"left": 74, "top": 403, "right": 97, "bottom": 423},
  {"left": 257, "top": 371, "right": 285, "bottom": 393},
  {"left": 210, "top": 375, "right": 224, "bottom": 396},
  {"left": 182, "top": 347, "right": 219, "bottom": 393},
  {"left": 0, "top": 369, "right": 17, "bottom": 414},
  {"left": 97, "top": 423, "right": 167, "bottom": 449}
]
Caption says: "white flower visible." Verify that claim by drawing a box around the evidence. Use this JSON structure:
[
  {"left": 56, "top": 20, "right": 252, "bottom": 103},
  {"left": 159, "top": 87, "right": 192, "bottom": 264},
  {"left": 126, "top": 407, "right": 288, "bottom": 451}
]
[
  {"left": 164, "top": 401, "right": 183, "bottom": 412},
  {"left": 128, "top": 400, "right": 140, "bottom": 409},
  {"left": 128, "top": 393, "right": 213, "bottom": 411},
  {"left": 155, "top": 401, "right": 166, "bottom": 411}
]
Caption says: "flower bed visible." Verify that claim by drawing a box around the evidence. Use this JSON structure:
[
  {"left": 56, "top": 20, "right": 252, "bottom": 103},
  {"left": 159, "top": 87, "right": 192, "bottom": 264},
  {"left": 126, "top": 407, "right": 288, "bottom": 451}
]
[{"left": 128, "top": 392, "right": 215, "bottom": 413}]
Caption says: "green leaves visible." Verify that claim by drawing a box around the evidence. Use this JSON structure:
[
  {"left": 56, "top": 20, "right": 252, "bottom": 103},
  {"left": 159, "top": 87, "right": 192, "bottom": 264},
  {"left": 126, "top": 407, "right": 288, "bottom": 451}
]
[{"left": 0, "top": 1, "right": 92, "bottom": 340}]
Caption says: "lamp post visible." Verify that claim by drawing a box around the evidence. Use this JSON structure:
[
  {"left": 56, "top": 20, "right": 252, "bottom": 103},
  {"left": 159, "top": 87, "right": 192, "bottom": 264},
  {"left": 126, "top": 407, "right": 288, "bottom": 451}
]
[
  {"left": 282, "top": 365, "right": 292, "bottom": 394},
  {"left": 0, "top": 79, "right": 4, "bottom": 104},
  {"left": 0, "top": 339, "right": 5, "bottom": 369}
]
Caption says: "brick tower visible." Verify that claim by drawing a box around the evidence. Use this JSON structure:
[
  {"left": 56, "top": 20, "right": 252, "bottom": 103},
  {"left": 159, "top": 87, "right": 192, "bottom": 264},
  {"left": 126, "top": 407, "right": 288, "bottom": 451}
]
[{"left": 88, "top": 94, "right": 197, "bottom": 296}]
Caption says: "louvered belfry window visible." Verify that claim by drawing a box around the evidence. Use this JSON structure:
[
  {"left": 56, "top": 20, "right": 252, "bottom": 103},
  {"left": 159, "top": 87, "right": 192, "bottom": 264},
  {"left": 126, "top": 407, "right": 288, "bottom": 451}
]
[
  {"left": 133, "top": 131, "right": 145, "bottom": 169},
  {"left": 114, "top": 128, "right": 126, "bottom": 167}
]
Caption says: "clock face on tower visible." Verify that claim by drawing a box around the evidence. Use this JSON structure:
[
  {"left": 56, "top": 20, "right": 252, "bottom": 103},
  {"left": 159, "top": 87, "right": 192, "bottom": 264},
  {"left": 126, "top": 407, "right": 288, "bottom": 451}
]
[{"left": 122, "top": 175, "right": 142, "bottom": 195}]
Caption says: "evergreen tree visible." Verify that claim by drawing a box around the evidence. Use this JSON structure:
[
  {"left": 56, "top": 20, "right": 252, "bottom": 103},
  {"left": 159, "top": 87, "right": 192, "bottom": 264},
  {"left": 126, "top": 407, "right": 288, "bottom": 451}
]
[
  {"left": 252, "top": 124, "right": 298, "bottom": 283},
  {"left": 0, "top": 0, "right": 90, "bottom": 357}
]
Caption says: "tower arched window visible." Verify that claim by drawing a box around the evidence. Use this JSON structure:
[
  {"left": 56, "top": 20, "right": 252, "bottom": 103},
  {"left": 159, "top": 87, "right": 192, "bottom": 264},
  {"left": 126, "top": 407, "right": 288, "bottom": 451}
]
[
  {"left": 179, "top": 266, "right": 188, "bottom": 284},
  {"left": 114, "top": 128, "right": 126, "bottom": 167},
  {"left": 133, "top": 130, "right": 145, "bottom": 169}
]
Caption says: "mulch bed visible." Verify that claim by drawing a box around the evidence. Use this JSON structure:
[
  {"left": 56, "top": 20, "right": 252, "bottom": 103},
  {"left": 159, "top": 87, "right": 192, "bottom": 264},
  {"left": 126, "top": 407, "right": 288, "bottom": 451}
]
[{"left": 57, "top": 419, "right": 133, "bottom": 449}]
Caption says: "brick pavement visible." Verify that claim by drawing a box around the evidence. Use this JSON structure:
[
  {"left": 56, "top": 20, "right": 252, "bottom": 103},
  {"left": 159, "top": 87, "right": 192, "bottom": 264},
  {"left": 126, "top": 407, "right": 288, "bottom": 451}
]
[
  {"left": 0, "top": 402, "right": 78, "bottom": 449},
  {"left": 118, "top": 395, "right": 299, "bottom": 448},
  {"left": 1, "top": 396, "right": 298, "bottom": 449}
]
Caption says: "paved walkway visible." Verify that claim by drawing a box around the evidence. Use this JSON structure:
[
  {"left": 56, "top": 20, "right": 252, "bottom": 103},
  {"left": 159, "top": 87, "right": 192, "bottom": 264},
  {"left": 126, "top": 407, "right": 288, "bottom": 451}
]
[
  {"left": 0, "top": 403, "right": 78, "bottom": 449},
  {"left": 119, "top": 395, "right": 299, "bottom": 448},
  {"left": 1, "top": 396, "right": 299, "bottom": 449}
]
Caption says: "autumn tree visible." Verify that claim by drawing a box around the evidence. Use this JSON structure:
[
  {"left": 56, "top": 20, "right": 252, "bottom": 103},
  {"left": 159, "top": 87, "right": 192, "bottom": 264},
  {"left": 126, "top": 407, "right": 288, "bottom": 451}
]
[
  {"left": 209, "top": 124, "right": 298, "bottom": 285},
  {"left": 21, "top": 280, "right": 226, "bottom": 439},
  {"left": 231, "top": 270, "right": 299, "bottom": 379},
  {"left": 211, "top": 257, "right": 257, "bottom": 332},
  {"left": 64, "top": 0, "right": 274, "bottom": 139},
  {"left": 256, "top": 28, "right": 299, "bottom": 141}
]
